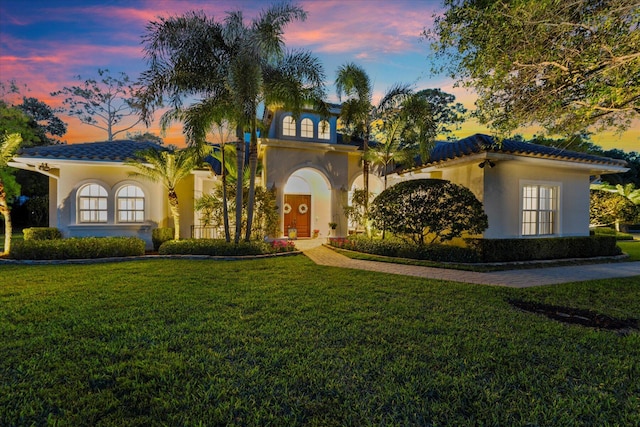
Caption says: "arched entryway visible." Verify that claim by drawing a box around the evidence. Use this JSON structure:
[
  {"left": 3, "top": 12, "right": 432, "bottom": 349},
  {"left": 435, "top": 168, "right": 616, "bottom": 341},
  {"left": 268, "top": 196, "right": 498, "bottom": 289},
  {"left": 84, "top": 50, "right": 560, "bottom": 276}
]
[{"left": 283, "top": 168, "right": 331, "bottom": 238}]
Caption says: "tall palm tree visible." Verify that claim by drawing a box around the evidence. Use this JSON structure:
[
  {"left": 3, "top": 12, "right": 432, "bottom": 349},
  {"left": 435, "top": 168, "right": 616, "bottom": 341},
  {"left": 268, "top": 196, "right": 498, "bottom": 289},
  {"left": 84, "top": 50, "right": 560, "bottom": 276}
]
[
  {"left": 335, "top": 62, "right": 411, "bottom": 211},
  {"left": 138, "top": 3, "right": 327, "bottom": 243},
  {"left": 368, "top": 109, "right": 413, "bottom": 190},
  {"left": 125, "top": 147, "right": 199, "bottom": 240},
  {"left": 0, "top": 133, "right": 22, "bottom": 255}
]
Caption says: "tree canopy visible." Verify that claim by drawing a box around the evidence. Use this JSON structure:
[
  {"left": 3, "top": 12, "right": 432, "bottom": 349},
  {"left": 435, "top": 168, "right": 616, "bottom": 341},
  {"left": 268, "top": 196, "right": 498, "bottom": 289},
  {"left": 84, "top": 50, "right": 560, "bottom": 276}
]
[
  {"left": 52, "top": 69, "right": 142, "bottom": 141},
  {"left": 426, "top": 0, "right": 640, "bottom": 136}
]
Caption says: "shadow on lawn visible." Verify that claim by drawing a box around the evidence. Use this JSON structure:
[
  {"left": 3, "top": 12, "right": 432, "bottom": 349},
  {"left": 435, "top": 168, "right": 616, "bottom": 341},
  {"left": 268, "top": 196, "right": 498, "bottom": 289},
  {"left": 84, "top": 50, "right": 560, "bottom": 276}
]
[{"left": 509, "top": 299, "right": 639, "bottom": 334}]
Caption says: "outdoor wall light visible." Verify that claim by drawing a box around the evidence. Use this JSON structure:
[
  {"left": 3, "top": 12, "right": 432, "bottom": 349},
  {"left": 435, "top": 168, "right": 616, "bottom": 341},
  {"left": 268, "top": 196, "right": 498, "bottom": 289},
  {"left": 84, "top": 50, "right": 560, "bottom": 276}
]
[
  {"left": 38, "top": 163, "right": 51, "bottom": 171},
  {"left": 478, "top": 160, "right": 495, "bottom": 169}
]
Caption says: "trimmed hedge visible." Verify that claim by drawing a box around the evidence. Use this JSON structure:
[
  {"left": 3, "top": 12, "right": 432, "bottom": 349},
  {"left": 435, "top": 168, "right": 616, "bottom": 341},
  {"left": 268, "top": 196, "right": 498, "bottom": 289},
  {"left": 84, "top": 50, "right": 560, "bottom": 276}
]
[
  {"left": 159, "top": 239, "right": 295, "bottom": 256},
  {"left": 152, "top": 227, "right": 174, "bottom": 251},
  {"left": 328, "top": 236, "right": 480, "bottom": 263},
  {"left": 9, "top": 237, "right": 146, "bottom": 260},
  {"left": 23, "top": 227, "right": 62, "bottom": 241},
  {"left": 466, "top": 236, "right": 621, "bottom": 263}
]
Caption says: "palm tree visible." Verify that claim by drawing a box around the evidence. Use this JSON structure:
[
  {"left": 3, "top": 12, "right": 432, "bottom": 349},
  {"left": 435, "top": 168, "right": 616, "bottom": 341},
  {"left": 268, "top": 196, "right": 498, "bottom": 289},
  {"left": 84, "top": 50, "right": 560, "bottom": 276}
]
[
  {"left": 0, "top": 133, "right": 22, "bottom": 255},
  {"left": 138, "top": 3, "right": 327, "bottom": 243},
  {"left": 368, "top": 111, "right": 413, "bottom": 190},
  {"left": 335, "top": 63, "right": 411, "bottom": 211},
  {"left": 125, "top": 147, "right": 199, "bottom": 240}
]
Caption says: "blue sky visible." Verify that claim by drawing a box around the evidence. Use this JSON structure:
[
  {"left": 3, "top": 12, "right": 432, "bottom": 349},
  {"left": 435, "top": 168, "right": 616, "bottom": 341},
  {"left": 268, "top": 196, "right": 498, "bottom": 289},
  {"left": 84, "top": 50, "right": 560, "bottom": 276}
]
[{"left": 1, "top": 0, "right": 637, "bottom": 151}]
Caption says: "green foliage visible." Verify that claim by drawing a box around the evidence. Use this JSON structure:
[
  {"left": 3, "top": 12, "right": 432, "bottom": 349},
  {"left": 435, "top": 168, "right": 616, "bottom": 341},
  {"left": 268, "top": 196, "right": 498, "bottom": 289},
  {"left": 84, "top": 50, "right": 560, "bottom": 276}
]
[
  {"left": 591, "top": 226, "right": 635, "bottom": 241},
  {"left": 158, "top": 239, "right": 290, "bottom": 256},
  {"left": 590, "top": 189, "right": 638, "bottom": 227},
  {"left": 9, "top": 237, "right": 145, "bottom": 260},
  {"left": 427, "top": 0, "right": 640, "bottom": 135},
  {"left": 370, "top": 179, "right": 488, "bottom": 244},
  {"left": 466, "top": 236, "right": 621, "bottom": 263},
  {"left": 23, "top": 227, "right": 62, "bottom": 241},
  {"left": 329, "top": 235, "right": 479, "bottom": 263},
  {"left": 152, "top": 227, "right": 174, "bottom": 251},
  {"left": 0, "top": 258, "right": 638, "bottom": 425}
]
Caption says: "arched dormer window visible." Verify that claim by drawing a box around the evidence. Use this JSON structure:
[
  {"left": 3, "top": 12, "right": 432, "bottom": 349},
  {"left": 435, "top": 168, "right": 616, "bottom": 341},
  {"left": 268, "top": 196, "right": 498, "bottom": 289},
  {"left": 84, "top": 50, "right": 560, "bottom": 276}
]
[
  {"left": 283, "top": 116, "right": 296, "bottom": 136},
  {"left": 318, "top": 120, "right": 330, "bottom": 140},
  {"left": 78, "top": 183, "right": 108, "bottom": 223},
  {"left": 301, "top": 118, "right": 313, "bottom": 138},
  {"left": 116, "top": 184, "right": 145, "bottom": 223}
]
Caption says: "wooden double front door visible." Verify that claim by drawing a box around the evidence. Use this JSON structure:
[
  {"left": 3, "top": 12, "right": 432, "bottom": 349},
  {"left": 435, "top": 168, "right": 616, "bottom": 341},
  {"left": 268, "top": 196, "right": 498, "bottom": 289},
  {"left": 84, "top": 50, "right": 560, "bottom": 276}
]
[{"left": 284, "top": 194, "right": 311, "bottom": 238}]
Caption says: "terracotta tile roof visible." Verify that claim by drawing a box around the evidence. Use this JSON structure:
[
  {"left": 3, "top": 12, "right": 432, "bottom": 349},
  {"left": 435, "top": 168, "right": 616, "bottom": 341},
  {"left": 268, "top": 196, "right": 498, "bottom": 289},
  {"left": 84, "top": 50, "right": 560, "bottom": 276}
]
[
  {"left": 17, "top": 140, "right": 168, "bottom": 162},
  {"left": 426, "top": 134, "right": 628, "bottom": 167}
]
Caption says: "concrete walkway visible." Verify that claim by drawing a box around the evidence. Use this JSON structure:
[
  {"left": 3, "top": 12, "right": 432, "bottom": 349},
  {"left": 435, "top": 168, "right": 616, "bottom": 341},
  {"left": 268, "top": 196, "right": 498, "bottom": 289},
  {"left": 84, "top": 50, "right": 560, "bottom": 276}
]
[{"left": 295, "top": 239, "right": 640, "bottom": 288}]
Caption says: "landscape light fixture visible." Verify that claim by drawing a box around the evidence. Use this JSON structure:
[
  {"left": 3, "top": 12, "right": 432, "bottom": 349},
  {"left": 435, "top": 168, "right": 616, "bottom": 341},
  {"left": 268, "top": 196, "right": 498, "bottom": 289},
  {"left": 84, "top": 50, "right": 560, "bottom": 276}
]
[{"left": 478, "top": 159, "right": 495, "bottom": 169}]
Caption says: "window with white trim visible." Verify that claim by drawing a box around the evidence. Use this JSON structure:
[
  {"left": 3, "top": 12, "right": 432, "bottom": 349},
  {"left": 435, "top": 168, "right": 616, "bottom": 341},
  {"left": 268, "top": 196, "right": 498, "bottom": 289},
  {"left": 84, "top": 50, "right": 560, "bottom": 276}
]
[
  {"left": 318, "top": 120, "right": 330, "bottom": 140},
  {"left": 78, "top": 184, "right": 108, "bottom": 223},
  {"left": 117, "top": 185, "right": 145, "bottom": 223},
  {"left": 282, "top": 116, "right": 296, "bottom": 136},
  {"left": 301, "top": 118, "right": 313, "bottom": 138},
  {"left": 522, "top": 184, "right": 558, "bottom": 236}
]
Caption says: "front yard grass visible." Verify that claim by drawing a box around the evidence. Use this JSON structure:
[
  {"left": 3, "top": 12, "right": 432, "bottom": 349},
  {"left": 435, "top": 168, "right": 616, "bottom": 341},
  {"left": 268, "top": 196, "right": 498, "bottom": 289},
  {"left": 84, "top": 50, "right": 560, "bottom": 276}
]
[
  {"left": 1, "top": 256, "right": 638, "bottom": 426},
  {"left": 618, "top": 240, "right": 640, "bottom": 261}
]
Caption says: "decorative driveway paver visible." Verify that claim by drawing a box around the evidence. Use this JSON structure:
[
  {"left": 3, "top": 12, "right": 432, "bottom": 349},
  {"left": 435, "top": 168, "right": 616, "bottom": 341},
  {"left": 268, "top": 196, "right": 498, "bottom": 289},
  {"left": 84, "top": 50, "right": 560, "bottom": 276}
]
[{"left": 297, "top": 241, "right": 640, "bottom": 288}]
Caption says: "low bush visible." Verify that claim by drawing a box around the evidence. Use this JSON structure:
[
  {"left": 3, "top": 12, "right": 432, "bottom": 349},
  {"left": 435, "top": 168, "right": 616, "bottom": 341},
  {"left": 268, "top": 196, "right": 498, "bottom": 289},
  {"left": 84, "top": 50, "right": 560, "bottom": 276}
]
[
  {"left": 9, "top": 237, "right": 145, "bottom": 260},
  {"left": 159, "top": 239, "right": 295, "bottom": 256},
  {"left": 152, "top": 227, "right": 175, "bottom": 251},
  {"left": 591, "top": 227, "right": 635, "bottom": 241},
  {"left": 466, "top": 236, "right": 621, "bottom": 263},
  {"left": 23, "top": 227, "right": 62, "bottom": 241},
  {"left": 328, "top": 236, "right": 479, "bottom": 263}
]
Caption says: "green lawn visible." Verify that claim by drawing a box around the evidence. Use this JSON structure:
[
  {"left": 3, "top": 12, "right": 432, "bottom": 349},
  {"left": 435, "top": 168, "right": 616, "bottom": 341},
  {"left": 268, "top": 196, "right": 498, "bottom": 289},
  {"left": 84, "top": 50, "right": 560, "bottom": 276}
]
[
  {"left": 1, "top": 256, "right": 638, "bottom": 426},
  {"left": 619, "top": 240, "right": 640, "bottom": 261}
]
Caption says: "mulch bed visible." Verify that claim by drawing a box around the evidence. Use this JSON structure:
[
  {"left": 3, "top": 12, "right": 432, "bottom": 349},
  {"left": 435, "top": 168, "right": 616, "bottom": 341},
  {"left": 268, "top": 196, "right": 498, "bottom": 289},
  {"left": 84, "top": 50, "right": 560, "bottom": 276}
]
[{"left": 508, "top": 299, "right": 639, "bottom": 332}]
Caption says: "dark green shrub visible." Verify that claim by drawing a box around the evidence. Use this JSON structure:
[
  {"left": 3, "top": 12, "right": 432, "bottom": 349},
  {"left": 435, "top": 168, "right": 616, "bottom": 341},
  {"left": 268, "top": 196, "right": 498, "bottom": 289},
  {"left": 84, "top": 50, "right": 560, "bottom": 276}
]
[
  {"left": 152, "top": 227, "right": 174, "bottom": 251},
  {"left": 592, "top": 227, "right": 634, "bottom": 241},
  {"left": 370, "top": 179, "right": 488, "bottom": 245},
  {"left": 328, "top": 236, "right": 479, "bottom": 263},
  {"left": 466, "top": 236, "right": 621, "bottom": 262},
  {"left": 23, "top": 227, "right": 62, "bottom": 241},
  {"left": 9, "top": 237, "right": 145, "bottom": 260},
  {"left": 159, "top": 239, "right": 282, "bottom": 256}
]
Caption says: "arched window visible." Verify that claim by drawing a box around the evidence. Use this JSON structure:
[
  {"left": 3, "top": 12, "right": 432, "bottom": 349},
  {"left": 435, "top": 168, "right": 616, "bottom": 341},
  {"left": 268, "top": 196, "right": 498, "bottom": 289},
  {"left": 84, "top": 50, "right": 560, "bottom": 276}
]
[
  {"left": 117, "top": 185, "right": 145, "bottom": 223},
  {"left": 301, "top": 118, "right": 313, "bottom": 138},
  {"left": 318, "top": 120, "right": 330, "bottom": 140},
  {"left": 283, "top": 116, "right": 296, "bottom": 136},
  {"left": 78, "top": 183, "right": 108, "bottom": 223}
]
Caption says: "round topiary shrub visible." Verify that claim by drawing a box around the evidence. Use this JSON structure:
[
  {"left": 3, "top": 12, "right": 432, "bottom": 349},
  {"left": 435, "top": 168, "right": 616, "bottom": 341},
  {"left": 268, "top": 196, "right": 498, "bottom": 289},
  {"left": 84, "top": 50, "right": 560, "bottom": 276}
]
[{"left": 370, "top": 179, "right": 488, "bottom": 245}]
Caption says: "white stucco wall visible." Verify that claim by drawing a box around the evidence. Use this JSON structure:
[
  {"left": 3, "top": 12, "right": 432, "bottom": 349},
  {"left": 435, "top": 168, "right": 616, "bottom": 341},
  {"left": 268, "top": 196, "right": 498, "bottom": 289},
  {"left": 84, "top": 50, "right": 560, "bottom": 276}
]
[{"left": 51, "top": 162, "right": 168, "bottom": 249}]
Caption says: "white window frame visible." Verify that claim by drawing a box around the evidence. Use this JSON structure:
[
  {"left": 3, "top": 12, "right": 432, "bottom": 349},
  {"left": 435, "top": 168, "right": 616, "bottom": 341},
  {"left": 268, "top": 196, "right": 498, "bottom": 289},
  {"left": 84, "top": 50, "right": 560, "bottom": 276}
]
[
  {"left": 116, "top": 184, "right": 145, "bottom": 223},
  {"left": 301, "top": 118, "right": 314, "bottom": 138},
  {"left": 318, "top": 120, "right": 330, "bottom": 140},
  {"left": 520, "top": 181, "right": 561, "bottom": 237},
  {"left": 78, "top": 183, "right": 108, "bottom": 223},
  {"left": 282, "top": 116, "right": 296, "bottom": 137}
]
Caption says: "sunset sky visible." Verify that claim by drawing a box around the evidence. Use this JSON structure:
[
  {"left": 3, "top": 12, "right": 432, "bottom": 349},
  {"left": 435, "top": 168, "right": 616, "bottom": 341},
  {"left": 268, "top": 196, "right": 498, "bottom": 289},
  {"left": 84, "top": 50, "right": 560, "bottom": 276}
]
[{"left": 1, "top": 0, "right": 638, "bottom": 152}]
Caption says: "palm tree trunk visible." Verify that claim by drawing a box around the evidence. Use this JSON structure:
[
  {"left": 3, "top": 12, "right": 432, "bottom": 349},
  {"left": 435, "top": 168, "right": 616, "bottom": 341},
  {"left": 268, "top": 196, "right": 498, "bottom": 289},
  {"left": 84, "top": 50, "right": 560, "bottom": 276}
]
[
  {"left": 235, "top": 134, "right": 245, "bottom": 244},
  {"left": 221, "top": 143, "right": 231, "bottom": 242},
  {"left": 168, "top": 190, "right": 180, "bottom": 240},
  {"left": 0, "top": 182, "right": 11, "bottom": 255},
  {"left": 245, "top": 118, "right": 258, "bottom": 242}
]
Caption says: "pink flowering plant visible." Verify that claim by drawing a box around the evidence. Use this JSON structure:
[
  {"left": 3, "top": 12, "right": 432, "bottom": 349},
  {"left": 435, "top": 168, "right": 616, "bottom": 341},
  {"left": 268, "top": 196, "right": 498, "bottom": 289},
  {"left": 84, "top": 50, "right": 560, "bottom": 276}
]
[{"left": 271, "top": 239, "right": 296, "bottom": 253}]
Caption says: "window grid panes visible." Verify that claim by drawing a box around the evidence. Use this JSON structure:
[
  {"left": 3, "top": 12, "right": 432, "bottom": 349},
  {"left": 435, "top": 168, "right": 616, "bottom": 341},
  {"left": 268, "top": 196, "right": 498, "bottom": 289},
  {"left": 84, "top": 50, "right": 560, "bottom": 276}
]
[
  {"left": 78, "top": 184, "right": 108, "bottom": 223},
  {"left": 301, "top": 118, "right": 313, "bottom": 138},
  {"left": 522, "top": 185, "right": 557, "bottom": 236},
  {"left": 318, "top": 120, "right": 330, "bottom": 140},
  {"left": 283, "top": 116, "right": 296, "bottom": 136},
  {"left": 117, "top": 185, "right": 145, "bottom": 222}
]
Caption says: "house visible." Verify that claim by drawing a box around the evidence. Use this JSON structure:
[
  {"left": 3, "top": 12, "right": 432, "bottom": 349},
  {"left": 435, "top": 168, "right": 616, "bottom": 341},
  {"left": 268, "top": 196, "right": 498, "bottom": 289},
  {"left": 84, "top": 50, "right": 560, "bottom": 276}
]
[
  {"left": 387, "top": 134, "right": 628, "bottom": 239},
  {"left": 9, "top": 108, "right": 628, "bottom": 249}
]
